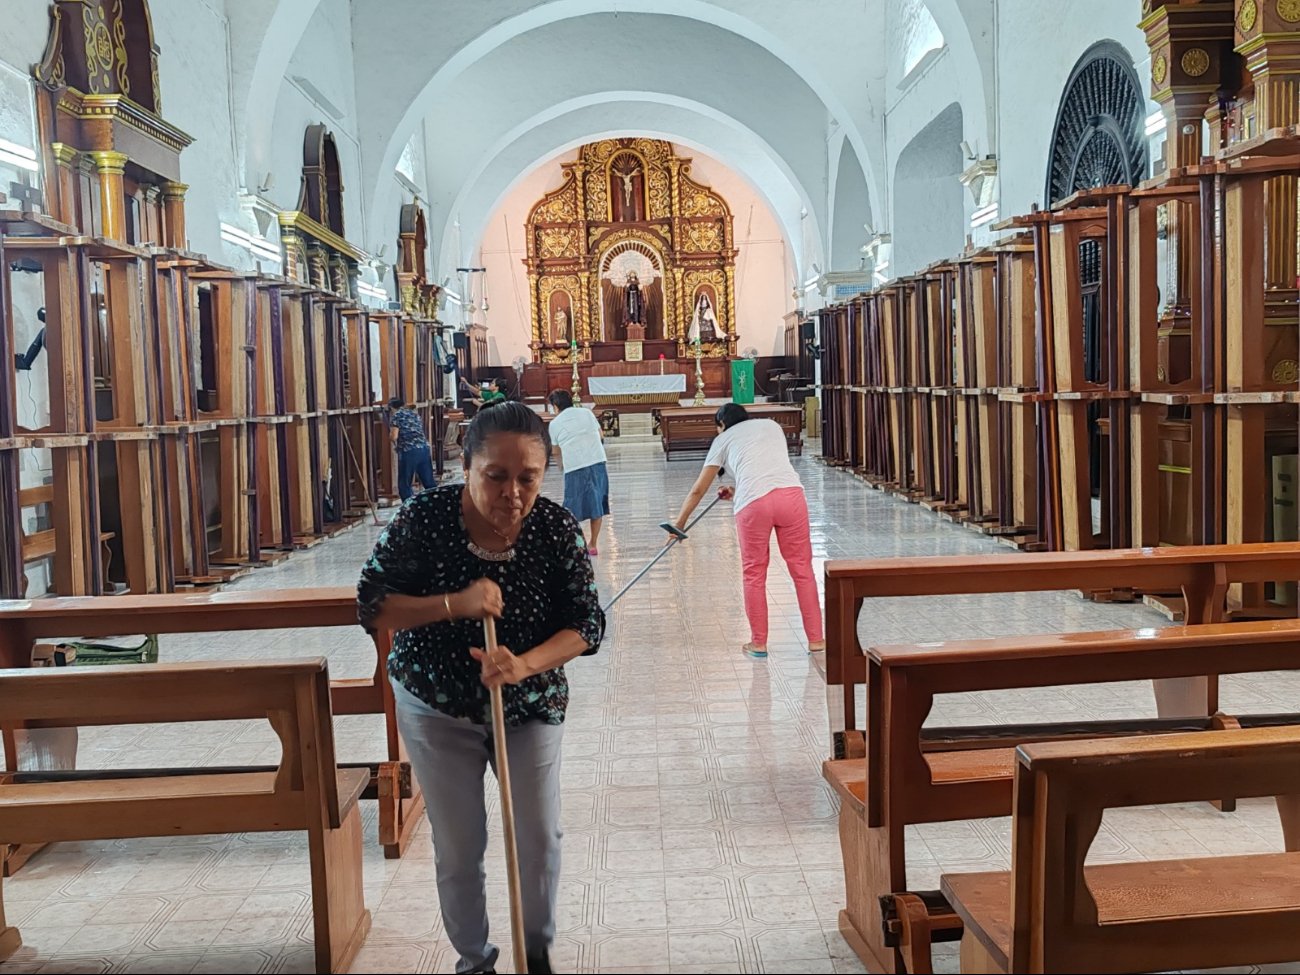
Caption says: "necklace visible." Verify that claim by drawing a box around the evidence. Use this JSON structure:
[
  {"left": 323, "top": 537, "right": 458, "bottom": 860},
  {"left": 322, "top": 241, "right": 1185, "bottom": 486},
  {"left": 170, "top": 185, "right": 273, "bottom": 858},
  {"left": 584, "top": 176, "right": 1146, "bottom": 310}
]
[
  {"left": 467, "top": 539, "right": 515, "bottom": 562},
  {"left": 465, "top": 509, "right": 520, "bottom": 562}
]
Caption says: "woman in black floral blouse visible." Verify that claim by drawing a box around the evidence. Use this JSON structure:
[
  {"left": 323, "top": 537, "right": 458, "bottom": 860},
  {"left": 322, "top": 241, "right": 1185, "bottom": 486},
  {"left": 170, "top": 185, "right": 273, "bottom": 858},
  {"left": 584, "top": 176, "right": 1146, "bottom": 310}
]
[{"left": 358, "top": 402, "right": 603, "bottom": 975}]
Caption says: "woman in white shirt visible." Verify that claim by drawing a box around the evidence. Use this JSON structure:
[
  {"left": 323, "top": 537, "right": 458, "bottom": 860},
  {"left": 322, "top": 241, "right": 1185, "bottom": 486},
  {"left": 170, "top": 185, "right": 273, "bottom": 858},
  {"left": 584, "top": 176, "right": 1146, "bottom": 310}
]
[
  {"left": 669, "top": 404, "right": 824, "bottom": 659},
  {"left": 548, "top": 389, "right": 610, "bottom": 556}
]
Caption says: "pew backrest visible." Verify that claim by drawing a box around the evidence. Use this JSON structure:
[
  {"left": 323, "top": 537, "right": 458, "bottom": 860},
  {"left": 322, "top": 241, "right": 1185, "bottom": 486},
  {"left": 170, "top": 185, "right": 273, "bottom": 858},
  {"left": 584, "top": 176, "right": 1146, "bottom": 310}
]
[
  {"left": 0, "top": 659, "right": 345, "bottom": 835},
  {"left": 823, "top": 543, "right": 1300, "bottom": 728},
  {"left": 867, "top": 618, "right": 1300, "bottom": 830},
  {"left": 1008, "top": 727, "right": 1300, "bottom": 973}
]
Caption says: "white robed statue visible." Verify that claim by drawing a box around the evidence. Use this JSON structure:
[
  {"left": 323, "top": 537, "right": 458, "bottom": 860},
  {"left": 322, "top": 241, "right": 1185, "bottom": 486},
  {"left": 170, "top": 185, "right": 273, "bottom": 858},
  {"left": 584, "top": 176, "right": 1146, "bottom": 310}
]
[{"left": 688, "top": 292, "right": 723, "bottom": 344}]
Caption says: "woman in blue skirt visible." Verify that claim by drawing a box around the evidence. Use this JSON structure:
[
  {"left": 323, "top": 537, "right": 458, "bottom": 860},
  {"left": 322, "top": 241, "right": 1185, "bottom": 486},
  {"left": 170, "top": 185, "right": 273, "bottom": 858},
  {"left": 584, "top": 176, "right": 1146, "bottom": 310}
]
[{"left": 547, "top": 389, "right": 610, "bottom": 555}]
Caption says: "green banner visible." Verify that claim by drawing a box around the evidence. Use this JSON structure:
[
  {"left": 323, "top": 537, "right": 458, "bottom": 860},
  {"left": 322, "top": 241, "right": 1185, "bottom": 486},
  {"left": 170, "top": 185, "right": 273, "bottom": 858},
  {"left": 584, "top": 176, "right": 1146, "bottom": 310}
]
[{"left": 731, "top": 358, "right": 755, "bottom": 404}]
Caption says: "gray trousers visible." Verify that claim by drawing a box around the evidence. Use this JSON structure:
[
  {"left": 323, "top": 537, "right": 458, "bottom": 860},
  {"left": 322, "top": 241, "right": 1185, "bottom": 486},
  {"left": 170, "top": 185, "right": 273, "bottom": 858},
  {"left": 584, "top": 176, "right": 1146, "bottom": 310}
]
[{"left": 392, "top": 681, "right": 564, "bottom": 974}]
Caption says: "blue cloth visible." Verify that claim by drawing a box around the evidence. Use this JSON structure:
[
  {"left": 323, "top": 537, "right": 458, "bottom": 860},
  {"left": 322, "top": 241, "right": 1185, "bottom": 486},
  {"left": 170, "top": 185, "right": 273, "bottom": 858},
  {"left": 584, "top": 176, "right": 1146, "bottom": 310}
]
[
  {"left": 563, "top": 461, "right": 610, "bottom": 523},
  {"left": 397, "top": 445, "right": 436, "bottom": 501},
  {"left": 391, "top": 407, "right": 428, "bottom": 452}
]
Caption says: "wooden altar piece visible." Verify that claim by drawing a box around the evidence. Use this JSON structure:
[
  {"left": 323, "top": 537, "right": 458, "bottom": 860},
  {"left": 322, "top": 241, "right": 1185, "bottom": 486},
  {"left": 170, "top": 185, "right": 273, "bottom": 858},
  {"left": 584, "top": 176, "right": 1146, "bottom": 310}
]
[
  {"left": 660, "top": 404, "right": 803, "bottom": 458},
  {"left": 525, "top": 139, "right": 738, "bottom": 365}
]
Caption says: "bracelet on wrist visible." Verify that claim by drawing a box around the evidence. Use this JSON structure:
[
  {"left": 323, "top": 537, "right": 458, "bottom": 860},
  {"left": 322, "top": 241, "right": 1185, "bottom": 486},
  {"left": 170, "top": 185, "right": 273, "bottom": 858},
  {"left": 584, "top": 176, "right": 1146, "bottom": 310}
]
[{"left": 443, "top": 593, "right": 453, "bottom": 619}]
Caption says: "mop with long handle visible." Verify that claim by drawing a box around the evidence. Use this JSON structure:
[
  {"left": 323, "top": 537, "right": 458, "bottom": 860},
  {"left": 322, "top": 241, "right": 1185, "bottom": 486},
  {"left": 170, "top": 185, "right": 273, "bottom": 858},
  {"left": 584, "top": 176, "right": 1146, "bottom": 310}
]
[
  {"left": 601, "top": 489, "right": 727, "bottom": 613},
  {"left": 484, "top": 615, "right": 529, "bottom": 974}
]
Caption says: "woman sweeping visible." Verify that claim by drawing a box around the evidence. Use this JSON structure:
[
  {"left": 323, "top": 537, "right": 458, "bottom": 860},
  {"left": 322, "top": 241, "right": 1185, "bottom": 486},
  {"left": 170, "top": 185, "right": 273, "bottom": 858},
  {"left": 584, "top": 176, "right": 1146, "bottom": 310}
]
[
  {"left": 358, "top": 402, "right": 603, "bottom": 975},
  {"left": 668, "top": 404, "right": 824, "bottom": 659},
  {"left": 547, "top": 389, "right": 610, "bottom": 555}
]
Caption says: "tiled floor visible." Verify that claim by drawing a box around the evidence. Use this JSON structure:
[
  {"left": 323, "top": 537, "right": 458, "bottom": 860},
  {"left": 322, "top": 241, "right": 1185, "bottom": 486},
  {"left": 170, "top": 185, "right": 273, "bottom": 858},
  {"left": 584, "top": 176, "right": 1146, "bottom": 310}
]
[{"left": 5, "top": 440, "right": 1300, "bottom": 973}]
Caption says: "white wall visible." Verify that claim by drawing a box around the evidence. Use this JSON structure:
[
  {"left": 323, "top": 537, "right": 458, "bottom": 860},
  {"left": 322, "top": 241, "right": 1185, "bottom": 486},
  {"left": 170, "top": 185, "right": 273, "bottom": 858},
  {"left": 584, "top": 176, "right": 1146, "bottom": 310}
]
[
  {"left": 265, "top": 0, "right": 365, "bottom": 242},
  {"left": 476, "top": 144, "right": 795, "bottom": 366},
  {"left": 150, "top": 0, "right": 243, "bottom": 262},
  {"left": 993, "top": 0, "right": 1151, "bottom": 216}
]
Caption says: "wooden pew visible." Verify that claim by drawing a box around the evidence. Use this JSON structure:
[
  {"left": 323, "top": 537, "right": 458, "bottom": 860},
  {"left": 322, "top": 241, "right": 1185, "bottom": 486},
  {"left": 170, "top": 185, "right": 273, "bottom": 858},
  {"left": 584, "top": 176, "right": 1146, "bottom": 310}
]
[
  {"left": 0, "top": 659, "right": 371, "bottom": 973},
  {"left": 0, "top": 588, "right": 424, "bottom": 869},
  {"left": 824, "top": 542, "right": 1300, "bottom": 755},
  {"left": 824, "top": 618, "right": 1300, "bottom": 974},
  {"left": 946, "top": 727, "right": 1300, "bottom": 974},
  {"left": 659, "top": 404, "right": 804, "bottom": 459}
]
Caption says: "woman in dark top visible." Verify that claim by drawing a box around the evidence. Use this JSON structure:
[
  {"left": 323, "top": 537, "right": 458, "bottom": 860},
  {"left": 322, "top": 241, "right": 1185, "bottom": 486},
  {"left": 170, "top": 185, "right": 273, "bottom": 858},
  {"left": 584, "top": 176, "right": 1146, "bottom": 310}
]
[{"left": 358, "top": 402, "right": 603, "bottom": 975}]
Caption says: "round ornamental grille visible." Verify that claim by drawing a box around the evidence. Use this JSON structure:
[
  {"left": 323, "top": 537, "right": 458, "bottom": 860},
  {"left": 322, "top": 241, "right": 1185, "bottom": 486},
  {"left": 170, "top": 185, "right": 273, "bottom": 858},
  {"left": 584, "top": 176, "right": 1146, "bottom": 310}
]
[{"left": 1045, "top": 42, "right": 1149, "bottom": 206}]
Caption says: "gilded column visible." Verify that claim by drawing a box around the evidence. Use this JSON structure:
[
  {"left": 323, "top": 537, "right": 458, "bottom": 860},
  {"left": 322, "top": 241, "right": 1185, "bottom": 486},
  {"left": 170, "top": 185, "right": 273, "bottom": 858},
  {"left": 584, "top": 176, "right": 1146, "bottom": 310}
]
[
  {"left": 577, "top": 271, "right": 592, "bottom": 343},
  {"left": 48, "top": 143, "right": 80, "bottom": 230},
  {"left": 161, "top": 181, "right": 189, "bottom": 250},
  {"left": 88, "top": 150, "right": 129, "bottom": 242}
]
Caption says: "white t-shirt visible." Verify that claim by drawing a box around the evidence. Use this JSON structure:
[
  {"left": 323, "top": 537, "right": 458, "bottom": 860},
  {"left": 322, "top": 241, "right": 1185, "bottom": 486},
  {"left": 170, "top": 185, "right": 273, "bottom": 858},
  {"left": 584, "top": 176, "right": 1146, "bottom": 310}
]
[
  {"left": 704, "top": 418, "right": 803, "bottom": 513},
  {"left": 549, "top": 406, "right": 607, "bottom": 473}
]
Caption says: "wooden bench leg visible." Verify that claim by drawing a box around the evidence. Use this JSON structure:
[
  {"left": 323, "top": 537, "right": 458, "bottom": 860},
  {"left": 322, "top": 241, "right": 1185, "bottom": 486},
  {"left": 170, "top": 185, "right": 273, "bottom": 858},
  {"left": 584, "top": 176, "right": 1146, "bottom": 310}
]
[
  {"left": 308, "top": 803, "right": 371, "bottom": 974},
  {"left": 0, "top": 875, "right": 22, "bottom": 963},
  {"left": 958, "top": 933, "right": 1002, "bottom": 974},
  {"left": 1277, "top": 794, "right": 1300, "bottom": 852}
]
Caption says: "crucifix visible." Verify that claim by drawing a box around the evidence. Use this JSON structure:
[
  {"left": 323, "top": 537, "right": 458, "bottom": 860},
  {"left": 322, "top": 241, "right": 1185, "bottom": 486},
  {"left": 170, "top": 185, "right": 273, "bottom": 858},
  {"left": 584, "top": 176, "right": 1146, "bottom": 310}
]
[{"left": 616, "top": 165, "right": 641, "bottom": 209}]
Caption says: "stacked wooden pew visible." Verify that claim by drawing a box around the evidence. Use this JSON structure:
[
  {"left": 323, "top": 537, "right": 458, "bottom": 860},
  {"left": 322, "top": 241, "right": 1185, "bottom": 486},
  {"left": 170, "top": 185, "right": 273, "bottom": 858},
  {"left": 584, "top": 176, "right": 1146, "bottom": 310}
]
[
  {"left": 0, "top": 9, "right": 451, "bottom": 600},
  {"left": 816, "top": 1, "right": 1300, "bottom": 619}
]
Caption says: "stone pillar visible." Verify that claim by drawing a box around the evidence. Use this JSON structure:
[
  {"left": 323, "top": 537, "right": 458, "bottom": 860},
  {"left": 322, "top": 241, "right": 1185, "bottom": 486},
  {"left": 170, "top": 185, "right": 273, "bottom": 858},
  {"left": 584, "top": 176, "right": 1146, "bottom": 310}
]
[
  {"left": 87, "top": 150, "right": 129, "bottom": 242},
  {"left": 160, "top": 181, "right": 188, "bottom": 250}
]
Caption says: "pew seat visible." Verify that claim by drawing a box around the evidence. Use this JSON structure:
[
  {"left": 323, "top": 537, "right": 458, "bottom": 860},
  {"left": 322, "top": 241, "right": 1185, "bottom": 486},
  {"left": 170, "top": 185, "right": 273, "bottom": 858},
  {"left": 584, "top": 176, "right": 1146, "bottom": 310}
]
[
  {"left": 944, "top": 853, "right": 1300, "bottom": 973},
  {"left": 940, "top": 728, "right": 1300, "bottom": 974},
  {"left": 0, "top": 659, "right": 372, "bottom": 973}
]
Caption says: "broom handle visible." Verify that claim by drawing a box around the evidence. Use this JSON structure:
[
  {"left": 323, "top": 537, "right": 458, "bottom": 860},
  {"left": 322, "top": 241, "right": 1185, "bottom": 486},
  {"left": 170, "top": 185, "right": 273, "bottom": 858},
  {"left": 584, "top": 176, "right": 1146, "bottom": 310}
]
[{"left": 485, "top": 616, "right": 529, "bottom": 974}]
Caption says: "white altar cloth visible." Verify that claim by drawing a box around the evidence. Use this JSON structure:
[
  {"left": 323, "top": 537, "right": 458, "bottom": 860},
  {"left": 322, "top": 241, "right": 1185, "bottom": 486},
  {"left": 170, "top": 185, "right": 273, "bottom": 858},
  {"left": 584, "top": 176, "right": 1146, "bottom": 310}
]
[{"left": 588, "top": 374, "right": 687, "bottom": 396}]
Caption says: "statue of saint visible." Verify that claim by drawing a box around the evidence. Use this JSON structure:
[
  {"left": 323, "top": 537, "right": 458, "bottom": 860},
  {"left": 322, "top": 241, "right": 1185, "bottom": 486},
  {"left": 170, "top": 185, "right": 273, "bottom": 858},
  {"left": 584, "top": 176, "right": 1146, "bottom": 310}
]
[
  {"left": 624, "top": 272, "right": 645, "bottom": 328},
  {"left": 689, "top": 292, "right": 723, "bottom": 343},
  {"left": 552, "top": 307, "right": 571, "bottom": 345}
]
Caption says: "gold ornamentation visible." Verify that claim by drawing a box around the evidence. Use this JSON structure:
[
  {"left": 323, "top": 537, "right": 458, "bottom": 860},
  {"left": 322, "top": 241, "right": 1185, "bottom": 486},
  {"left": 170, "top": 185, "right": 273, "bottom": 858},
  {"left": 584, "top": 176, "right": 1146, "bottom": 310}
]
[
  {"left": 1152, "top": 54, "right": 1168, "bottom": 87},
  {"left": 534, "top": 178, "right": 578, "bottom": 223},
  {"left": 539, "top": 228, "right": 576, "bottom": 258},
  {"left": 66, "top": 94, "right": 194, "bottom": 152},
  {"left": 1180, "top": 48, "right": 1210, "bottom": 78},
  {"left": 684, "top": 221, "right": 724, "bottom": 253},
  {"left": 1240, "top": 0, "right": 1258, "bottom": 31},
  {"left": 1280, "top": 0, "right": 1300, "bottom": 23},
  {"left": 1273, "top": 359, "right": 1299, "bottom": 383}
]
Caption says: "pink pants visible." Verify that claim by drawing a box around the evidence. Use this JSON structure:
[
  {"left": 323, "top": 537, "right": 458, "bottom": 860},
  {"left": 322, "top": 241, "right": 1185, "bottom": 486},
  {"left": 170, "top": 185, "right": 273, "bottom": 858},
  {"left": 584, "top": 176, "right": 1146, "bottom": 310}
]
[{"left": 734, "top": 486, "right": 824, "bottom": 646}]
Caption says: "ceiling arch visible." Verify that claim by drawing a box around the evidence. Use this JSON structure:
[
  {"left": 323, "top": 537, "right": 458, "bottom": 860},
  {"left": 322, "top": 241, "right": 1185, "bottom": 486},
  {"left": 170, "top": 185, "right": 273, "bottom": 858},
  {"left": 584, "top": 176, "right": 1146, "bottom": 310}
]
[
  {"left": 354, "top": 1, "right": 880, "bottom": 257},
  {"left": 919, "top": 0, "right": 994, "bottom": 154},
  {"left": 226, "top": 0, "right": 323, "bottom": 189},
  {"left": 435, "top": 93, "right": 818, "bottom": 282}
]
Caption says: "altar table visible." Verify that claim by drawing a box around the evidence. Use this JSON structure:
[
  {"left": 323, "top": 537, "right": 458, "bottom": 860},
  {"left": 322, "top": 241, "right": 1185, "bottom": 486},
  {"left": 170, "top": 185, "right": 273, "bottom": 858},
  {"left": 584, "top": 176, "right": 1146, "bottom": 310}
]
[{"left": 587, "top": 374, "right": 687, "bottom": 405}]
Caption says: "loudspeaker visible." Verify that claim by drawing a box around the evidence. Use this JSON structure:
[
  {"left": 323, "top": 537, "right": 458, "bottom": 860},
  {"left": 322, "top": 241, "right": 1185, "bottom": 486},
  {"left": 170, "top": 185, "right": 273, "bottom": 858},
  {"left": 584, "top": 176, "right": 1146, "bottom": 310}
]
[
  {"left": 452, "top": 332, "right": 469, "bottom": 351},
  {"left": 800, "top": 320, "right": 816, "bottom": 341}
]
